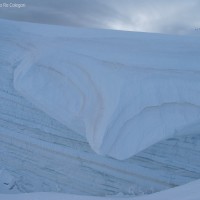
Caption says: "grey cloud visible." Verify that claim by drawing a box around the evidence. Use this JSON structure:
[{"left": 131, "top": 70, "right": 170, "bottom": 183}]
[
  {"left": 0, "top": 0, "right": 122, "bottom": 29},
  {"left": 105, "top": 0, "right": 200, "bottom": 34},
  {"left": 0, "top": 0, "right": 200, "bottom": 35}
]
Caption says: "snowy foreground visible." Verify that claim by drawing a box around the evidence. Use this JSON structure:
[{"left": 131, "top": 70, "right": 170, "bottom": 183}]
[
  {"left": 0, "top": 19, "right": 200, "bottom": 198},
  {"left": 1, "top": 179, "right": 200, "bottom": 200}
]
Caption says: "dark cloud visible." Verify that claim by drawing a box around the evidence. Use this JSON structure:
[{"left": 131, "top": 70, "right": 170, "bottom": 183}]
[
  {"left": 0, "top": 0, "right": 200, "bottom": 35},
  {"left": 0, "top": 0, "right": 122, "bottom": 29}
]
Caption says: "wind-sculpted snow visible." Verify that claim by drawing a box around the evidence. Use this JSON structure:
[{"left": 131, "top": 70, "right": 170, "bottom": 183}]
[
  {"left": 13, "top": 21, "right": 200, "bottom": 160},
  {"left": 0, "top": 20, "right": 200, "bottom": 195}
]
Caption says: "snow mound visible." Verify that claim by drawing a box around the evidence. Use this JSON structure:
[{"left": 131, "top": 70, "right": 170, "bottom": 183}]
[{"left": 14, "top": 21, "right": 200, "bottom": 160}]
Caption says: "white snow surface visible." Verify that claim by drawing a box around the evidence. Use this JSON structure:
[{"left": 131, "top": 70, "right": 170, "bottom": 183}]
[
  {"left": 11, "top": 20, "right": 200, "bottom": 160},
  {"left": 1, "top": 179, "right": 200, "bottom": 200}
]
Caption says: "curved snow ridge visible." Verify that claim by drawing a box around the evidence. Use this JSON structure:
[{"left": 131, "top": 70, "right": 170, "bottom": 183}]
[
  {"left": 1, "top": 179, "right": 200, "bottom": 200},
  {"left": 14, "top": 26, "right": 200, "bottom": 160}
]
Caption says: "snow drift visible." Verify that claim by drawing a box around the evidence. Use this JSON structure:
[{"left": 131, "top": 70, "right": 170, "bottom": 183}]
[{"left": 13, "top": 22, "right": 200, "bottom": 160}]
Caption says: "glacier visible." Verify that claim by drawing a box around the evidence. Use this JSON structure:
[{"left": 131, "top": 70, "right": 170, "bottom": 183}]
[
  {"left": 13, "top": 18, "right": 200, "bottom": 160},
  {"left": 0, "top": 19, "right": 200, "bottom": 197}
]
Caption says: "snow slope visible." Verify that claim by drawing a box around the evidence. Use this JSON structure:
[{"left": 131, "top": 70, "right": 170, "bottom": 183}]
[
  {"left": 0, "top": 19, "right": 200, "bottom": 196},
  {"left": 12, "top": 19, "right": 200, "bottom": 160},
  {"left": 0, "top": 179, "right": 200, "bottom": 200}
]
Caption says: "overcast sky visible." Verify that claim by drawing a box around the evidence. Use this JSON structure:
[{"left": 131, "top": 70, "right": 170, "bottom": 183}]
[{"left": 0, "top": 0, "right": 200, "bottom": 35}]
